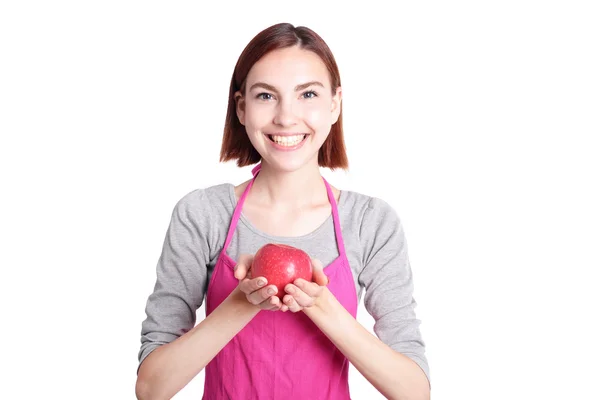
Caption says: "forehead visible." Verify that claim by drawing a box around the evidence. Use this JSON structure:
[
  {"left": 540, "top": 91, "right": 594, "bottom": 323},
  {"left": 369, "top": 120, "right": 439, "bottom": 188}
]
[{"left": 246, "top": 46, "right": 330, "bottom": 89}]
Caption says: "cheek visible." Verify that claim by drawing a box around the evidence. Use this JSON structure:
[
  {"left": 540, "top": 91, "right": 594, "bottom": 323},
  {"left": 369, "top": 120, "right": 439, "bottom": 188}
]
[
  {"left": 245, "top": 103, "right": 273, "bottom": 128},
  {"left": 303, "top": 104, "right": 332, "bottom": 130}
]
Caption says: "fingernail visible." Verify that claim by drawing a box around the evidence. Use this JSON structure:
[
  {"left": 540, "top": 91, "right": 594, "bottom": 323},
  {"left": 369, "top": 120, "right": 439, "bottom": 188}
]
[
  {"left": 257, "top": 279, "right": 266, "bottom": 287},
  {"left": 286, "top": 286, "right": 295, "bottom": 294},
  {"left": 268, "top": 288, "right": 275, "bottom": 295}
]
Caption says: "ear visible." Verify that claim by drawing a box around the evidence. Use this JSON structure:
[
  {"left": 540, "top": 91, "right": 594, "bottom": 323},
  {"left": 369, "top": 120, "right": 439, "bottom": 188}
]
[
  {"left": 330, "top": 86, "right": 342, "bottom": 125},
  {"left": 235, "top": 90, "right": 245, "bottom": 126}
]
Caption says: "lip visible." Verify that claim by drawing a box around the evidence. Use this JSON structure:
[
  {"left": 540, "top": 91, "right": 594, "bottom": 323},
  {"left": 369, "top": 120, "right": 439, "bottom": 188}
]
[
  {"left": 266, "top": 132, "right": 307, "bottom": 137},
  {"left": 264, "top": 133, "right": 309, "bottom": 151}
]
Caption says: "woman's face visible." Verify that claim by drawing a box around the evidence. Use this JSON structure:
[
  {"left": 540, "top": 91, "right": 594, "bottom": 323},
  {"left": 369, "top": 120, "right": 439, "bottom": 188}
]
[{"left": 235, "top": 46, "right": 342, "bottom": 173}]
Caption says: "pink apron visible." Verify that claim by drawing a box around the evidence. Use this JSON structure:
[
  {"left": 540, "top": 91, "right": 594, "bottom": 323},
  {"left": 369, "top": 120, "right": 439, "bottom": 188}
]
[{"left": 203, "top": 164, "right": 358, "bottom": 399}]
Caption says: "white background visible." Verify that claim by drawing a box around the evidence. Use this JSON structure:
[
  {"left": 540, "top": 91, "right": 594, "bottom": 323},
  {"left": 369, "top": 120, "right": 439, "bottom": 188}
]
[{"left": 1, "top": 1, "right": 599, "bottom": 399}]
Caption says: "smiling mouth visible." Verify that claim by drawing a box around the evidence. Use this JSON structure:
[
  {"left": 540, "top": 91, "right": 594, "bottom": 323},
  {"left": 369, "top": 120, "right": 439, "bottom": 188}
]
[{"left": 267, "top": 134, "right": 308, "bottom": 147}]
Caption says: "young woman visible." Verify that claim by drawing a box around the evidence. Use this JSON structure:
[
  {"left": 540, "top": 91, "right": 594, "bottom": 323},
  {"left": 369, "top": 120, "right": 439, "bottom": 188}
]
[{"left": 136, "top": 22, "right": 430, "bottom": 400}]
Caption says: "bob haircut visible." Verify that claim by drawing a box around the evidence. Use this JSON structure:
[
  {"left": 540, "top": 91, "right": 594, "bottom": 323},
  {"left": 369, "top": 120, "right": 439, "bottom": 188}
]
[{"left": 219, "top": 22, "right": 349, "bottom": 170}]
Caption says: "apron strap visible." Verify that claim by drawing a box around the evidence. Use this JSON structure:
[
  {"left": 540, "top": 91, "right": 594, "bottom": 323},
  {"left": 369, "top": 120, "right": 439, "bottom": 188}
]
[
  {"left": 323, "top": 177, "right": 346, "bottom": 256},
  {"left": 251, "top": 163, "right": 262, "bottom": 176},
  {"left": 222, "top": 164, "right": 260, "bottom": 252}
]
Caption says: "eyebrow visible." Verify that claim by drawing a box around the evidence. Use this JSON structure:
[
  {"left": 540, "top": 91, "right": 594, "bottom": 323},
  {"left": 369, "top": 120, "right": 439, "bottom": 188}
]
[{"left": 249, "top": 81, "right": 325, "bottom": 92}]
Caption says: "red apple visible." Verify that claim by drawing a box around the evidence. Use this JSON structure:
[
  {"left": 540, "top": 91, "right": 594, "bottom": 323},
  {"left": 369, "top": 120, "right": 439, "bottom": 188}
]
[{"left": 251, "top": 243, "right": 313, "bottom": 300}]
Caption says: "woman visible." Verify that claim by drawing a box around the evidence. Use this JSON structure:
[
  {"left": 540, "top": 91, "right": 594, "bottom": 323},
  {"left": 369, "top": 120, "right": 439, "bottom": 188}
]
[{"left": 136, "top": 22, "right": 430, "bottom": 400}]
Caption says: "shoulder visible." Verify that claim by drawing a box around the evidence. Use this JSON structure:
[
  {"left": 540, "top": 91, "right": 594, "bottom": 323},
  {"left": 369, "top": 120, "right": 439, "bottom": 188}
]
[
  {"left": 341, "top": 190, "right": 400, "bottom": 226},
  {"left": 340, "top": 190, "right": 405, "bottom": 253},
  {"left": 171, "top": 183, "right": 234, "bottom": 220}
]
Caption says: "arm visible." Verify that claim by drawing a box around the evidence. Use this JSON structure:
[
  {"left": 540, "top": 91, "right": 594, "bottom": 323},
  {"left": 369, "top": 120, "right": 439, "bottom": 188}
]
[
  {"left": 135, "top": 190, "right": 215, "bottom": 399},
  {"left": 304, "top": 290, "right": 430, "bottom": 400},
  {"left": 353, "top": 196, "right": 430, "bottom": 398},
  {"left": 283, "top": 197, "right": 430, "bottom": 399},
  {"left": 137, "top": 274, "right": 286, "bottom": 400},
  {"left": 136, "top": 191, "right": 287, "bottom": 400},
  {"left": 136, "top": 287, "right": 260, "bottom": 400},
  {"left": 285, "top": 279, "right": 429, "bottom": 400}
]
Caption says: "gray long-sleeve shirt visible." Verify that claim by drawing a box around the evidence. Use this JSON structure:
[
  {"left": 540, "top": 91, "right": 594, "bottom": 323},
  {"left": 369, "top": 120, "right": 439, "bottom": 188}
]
[{"left": 139, "top": 183, "right": 430, "bottom": 382}]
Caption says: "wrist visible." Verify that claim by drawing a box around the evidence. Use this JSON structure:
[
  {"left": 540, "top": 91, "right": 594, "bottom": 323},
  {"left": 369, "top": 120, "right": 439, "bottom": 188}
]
[
  {"left": 226, "top": 287, "right": 261, "bottom": 315},
  {"left": 303, "top": 287, "right": 336, "bottom": 318}
]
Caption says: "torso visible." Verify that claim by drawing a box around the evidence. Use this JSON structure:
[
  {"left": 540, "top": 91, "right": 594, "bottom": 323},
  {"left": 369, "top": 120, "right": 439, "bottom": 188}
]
[{"left": 234, "top": 179, "right": 342, "bottom": 238}]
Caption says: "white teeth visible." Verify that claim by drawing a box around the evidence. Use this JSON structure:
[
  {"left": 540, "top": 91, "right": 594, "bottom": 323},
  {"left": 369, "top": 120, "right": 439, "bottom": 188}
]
[{"left": 271, "top": 134, "right": 305, "bottom": 146}]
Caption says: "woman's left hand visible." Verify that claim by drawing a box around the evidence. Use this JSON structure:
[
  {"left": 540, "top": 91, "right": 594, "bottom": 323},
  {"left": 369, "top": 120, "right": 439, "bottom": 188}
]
[{"left": 281, "top": 258, "right": 329, "bottom": 313}]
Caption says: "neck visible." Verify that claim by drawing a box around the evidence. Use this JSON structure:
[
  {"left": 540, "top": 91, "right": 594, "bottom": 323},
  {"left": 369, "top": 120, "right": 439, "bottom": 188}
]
[{"left": 251, "top": 161, "right": 327, "bottom": 208}]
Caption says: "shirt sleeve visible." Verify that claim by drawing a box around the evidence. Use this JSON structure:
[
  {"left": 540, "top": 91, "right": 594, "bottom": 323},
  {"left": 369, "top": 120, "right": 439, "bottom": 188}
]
[
  {"left": 137, "top": 189, "right": 212, "bottom": 373},
  {"left": 358, "top": 196, "right": 430, "bottom": 384}
]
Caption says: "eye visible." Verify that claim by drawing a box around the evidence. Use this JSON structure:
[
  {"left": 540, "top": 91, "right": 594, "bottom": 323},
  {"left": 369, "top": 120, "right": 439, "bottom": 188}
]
[
  {"left": 256, "top": 92, "right": 274, "bottom": 101},
  {"left": 302, "top": 90, "right": 318, "bottom": 99}
]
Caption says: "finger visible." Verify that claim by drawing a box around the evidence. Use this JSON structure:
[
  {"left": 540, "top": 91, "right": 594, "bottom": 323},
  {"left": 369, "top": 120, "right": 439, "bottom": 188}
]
[
  {"left": 285, "top": 283, "right": 316, "bottom": 308},
  {"left": 293, "top": 279, "right": 323, "bottom": 299},
  {"left": 247, "top": 284, "right": 279, "bottom": 305},
  {"left": 239, "top": 276, "right": 267, "bottom": 295},
  {"left": 280, "top": 304, "right": 289, "bottom": 312},
  {"left": 283, "top": 294, "right": 302, "bottom": 313},
  {"left": 311, "top": 258, "right": 329, "bottom": 286},
  {"left": 234, "top": 254, "right": 254, "bottom": 280},
  {"left": 259, "top": 295, "right": 282, "bottom": 311}
]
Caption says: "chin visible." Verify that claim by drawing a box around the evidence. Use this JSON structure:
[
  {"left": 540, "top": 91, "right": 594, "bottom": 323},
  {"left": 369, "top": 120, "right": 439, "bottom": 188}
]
[{"left": 261, "top": 155, "right": 316, "bottom": 174}]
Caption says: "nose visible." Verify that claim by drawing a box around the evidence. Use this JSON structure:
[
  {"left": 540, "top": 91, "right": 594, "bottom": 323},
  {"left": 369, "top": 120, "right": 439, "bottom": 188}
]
[{"left": 273, "top": 98, "right": 298, "bottom": 127}]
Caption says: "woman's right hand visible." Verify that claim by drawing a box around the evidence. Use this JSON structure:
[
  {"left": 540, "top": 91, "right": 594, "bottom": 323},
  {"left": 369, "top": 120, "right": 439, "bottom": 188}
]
[{"left": 234, "top": 254, "right": 286, "bottom": 311}]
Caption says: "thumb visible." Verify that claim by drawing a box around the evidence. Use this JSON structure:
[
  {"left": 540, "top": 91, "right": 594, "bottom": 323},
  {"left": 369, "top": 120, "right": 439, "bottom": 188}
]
[
  {"left": 234, "top": 254, "right": 254, "bottom": 281},
  {"left": 311, "top": 258, "right": 328, "bottom": 286}
]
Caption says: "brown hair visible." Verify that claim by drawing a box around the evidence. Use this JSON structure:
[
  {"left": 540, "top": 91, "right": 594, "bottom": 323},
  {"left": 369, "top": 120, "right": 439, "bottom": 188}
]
[{"left": 219, "top": 22, "right": 348, "bottom": 170}]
